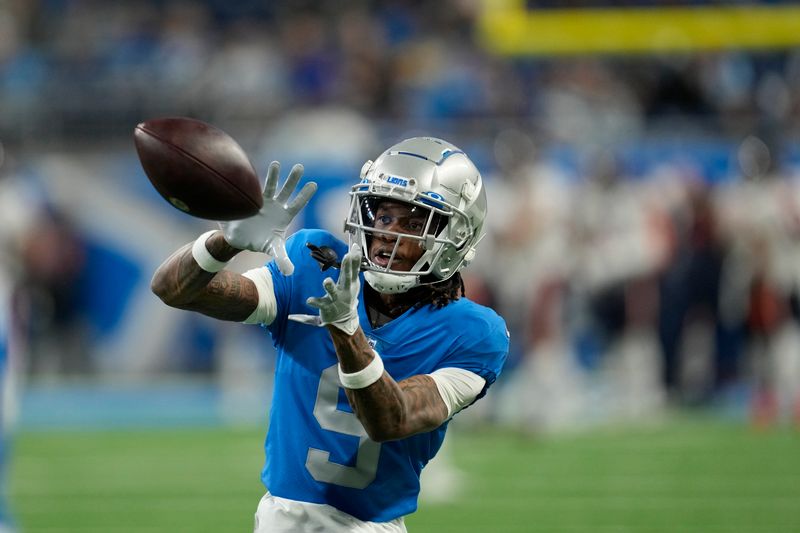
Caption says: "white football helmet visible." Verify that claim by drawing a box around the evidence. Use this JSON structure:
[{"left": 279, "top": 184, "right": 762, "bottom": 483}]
[{"left": 345, "top": 137, "right": 487, "bottom": 294}]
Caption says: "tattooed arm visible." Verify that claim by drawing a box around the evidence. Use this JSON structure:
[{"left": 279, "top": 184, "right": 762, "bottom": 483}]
[
  {"left": 151, "top": 230, "right": 259, "bottom": 322},
  {"left": 328, "top": 326, "right": 449, "bottom": 442}
]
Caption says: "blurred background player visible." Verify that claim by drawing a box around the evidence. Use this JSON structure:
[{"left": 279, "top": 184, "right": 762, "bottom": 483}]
[
  {"left": 151, "top": 138, "right": 508, "bottom": 531},
  {"left": 0, "top": 148, "right": 38, "bottom": 533},
  {"left": 0, "top": 311, "right": 11, "bottom": 532},
  {"left": 0, "top": 287, "right": 13, "bottom": 533},
  {"left": 0, "top": 265, "right": 20, "bottom": 533}
]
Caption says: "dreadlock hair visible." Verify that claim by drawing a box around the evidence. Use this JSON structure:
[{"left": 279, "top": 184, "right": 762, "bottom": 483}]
[{"left": 414, "top": 272, "right": 465, "bottom": 310}]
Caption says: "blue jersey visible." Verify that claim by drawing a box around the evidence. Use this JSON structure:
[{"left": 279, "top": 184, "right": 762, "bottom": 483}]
[{"left": 261, "top": 229, "right": 508, "bottom": 522}]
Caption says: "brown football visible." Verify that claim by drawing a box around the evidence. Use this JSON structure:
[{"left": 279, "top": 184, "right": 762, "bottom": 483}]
[{"left": 134, "top": 117, "right": 262, "bottom": 220}]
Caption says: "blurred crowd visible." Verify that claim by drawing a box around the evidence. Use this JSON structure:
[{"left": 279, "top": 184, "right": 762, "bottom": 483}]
[
  {"left": 1, "top": 1, "right": 800, "bottom": 142},
  {"left": 0, "top": 0, "right": 799, "bottom": 433},
  {"left": 478, "top": 131, "right": 800, "bottom": 431}
]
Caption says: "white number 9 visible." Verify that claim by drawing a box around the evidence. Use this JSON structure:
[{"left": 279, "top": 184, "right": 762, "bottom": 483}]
[{"left": 305, "top": 364, "right": 382, "bottom": 489}]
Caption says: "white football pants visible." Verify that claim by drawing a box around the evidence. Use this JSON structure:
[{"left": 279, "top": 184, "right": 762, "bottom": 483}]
[{"left": 254, "top": 492, "right": 407, "bottom": 533}]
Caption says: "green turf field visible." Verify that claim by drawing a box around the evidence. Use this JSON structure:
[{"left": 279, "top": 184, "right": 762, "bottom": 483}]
[{"left": 8, "top": 416, "right": 800, "bottom": 532}]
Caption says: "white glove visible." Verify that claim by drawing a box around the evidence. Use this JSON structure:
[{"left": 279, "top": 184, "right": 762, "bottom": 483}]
[
  {"left": 219, "top": 161, "right": 317, "bottom": 275},
  {"left": 288, "top": 244, "right": 362, "bottom": 335}
]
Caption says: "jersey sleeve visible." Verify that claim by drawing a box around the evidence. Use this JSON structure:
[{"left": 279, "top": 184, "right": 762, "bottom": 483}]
[{"left": 435, "top": 309, "right": 510, "bottom": 403}]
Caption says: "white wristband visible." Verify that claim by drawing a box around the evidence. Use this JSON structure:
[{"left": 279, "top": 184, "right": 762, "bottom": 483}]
[
  {"left": 338, "top": 351, "right": 385, "bottom": 389},
  {"left": 191, "top": 230, "right": 228, "bottom": 273}
]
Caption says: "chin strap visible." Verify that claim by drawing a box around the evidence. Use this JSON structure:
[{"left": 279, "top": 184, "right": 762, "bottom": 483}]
[{"left": 364, "top": 270, "right": 418, "bottom": 294}]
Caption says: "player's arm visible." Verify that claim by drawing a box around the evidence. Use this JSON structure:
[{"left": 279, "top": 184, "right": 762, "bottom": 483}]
[
  {"left": 151, "top": 231, "right": 259, "bottom": 321},
  {"left": 329, "top": 327, "right": 451, "bottom": 442},
  {"left": 288, "top": 244, "right": 485, "bottom": 442},
  {"left": 151, "top": 161, "right": 315, "bottom": 321}
]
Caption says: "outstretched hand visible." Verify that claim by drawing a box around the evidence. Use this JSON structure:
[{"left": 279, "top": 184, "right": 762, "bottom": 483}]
[
  {"left": 219, "top": 161, "right": 317, "bottom": 275},
  {"left": 289, "top": 244, "right": 362, "bottom": 335}
]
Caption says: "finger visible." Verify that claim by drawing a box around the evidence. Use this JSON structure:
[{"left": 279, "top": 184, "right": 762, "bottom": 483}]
[
  {"left": 340, "top": 257, "right": 352, "bottom": 290},
  {"left": 339, "top": 247, "right": 359, "bottom": 290},
  {"left": 263, "top": 161, "right": 280, "bottom": 199},
  {"left": 306, "top": 296, "right": 331, "bottom": 310},
  {"left": 276, "top": 163, "right": 304, "bottom": 205},
  {"left": 349, "top": 243, "right": 362, "bottom": 261},
  {"left": 270, "top": 237, "right": 294, "bottom": 276},
  {"left": 322, "top": 278, "right": 338, "bottom": 300},
  {"left": 342, "top": 244, "right": 361, "bottom": 265},
  {"left": 286, "top": 182, "right": 318, "bottom": 216},
  {"left": 344, "top": 244, "right": 362, "bottom": 278}
]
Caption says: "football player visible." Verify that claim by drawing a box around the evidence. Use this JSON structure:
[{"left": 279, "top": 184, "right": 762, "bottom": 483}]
[
  {"left": 0, "top": 253, "right": 19, "bottom": 533},
  {"left": 151, "top": 137, "right": 509, "bottom": 532},
  {"left": 0, "top": 316, "right": 11, "bottom": 533},
  {"left": 0, "top": 163, "right": 28, "bottom": 533}
]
